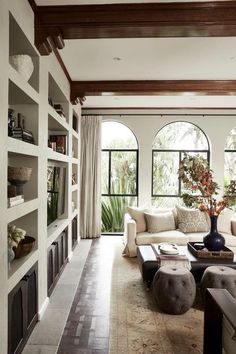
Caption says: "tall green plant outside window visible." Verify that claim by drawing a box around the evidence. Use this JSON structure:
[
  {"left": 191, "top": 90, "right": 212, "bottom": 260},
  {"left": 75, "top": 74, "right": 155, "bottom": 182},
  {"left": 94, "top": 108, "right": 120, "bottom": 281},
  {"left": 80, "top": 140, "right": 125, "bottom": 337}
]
[
  {"left": 101, "top": 121, "right": 138, "bottom": 233},
  {"left": 225, "top": 127, "right": 236, "bottom": 211},
  {"left": 152, "top": 121, "right": 210, "bottom": 208}
]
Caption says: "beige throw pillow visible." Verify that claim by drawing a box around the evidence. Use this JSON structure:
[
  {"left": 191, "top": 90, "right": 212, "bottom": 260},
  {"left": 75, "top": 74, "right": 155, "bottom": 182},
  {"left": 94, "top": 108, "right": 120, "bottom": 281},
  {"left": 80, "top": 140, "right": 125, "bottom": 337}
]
[
  {"left": 176, "top": 205, "right": 209, "bottom": 233},
  {"left": 144, "top": 211, "right": 175, "bottom": 233},
  {"left": 127, "top": 207, "right": 147, "bottom": 233},
  {"left": 217, "top": 208, "right": 234, "bottom": 234}
]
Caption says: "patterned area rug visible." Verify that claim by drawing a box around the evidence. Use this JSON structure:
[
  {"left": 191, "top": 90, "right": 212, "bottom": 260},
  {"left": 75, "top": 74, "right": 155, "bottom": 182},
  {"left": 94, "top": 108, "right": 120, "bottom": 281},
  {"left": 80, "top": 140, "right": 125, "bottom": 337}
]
[
  {"left": 109, "top": 240, "right": 203, "bottom": 354},
  {"left": 57, "top": 237, "right": 203, "bottom": 354}
]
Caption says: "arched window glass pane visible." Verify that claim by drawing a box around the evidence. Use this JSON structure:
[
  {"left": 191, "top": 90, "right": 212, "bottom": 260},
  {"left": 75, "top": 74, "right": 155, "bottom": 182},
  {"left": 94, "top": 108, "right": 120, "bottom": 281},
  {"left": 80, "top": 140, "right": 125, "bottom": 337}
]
[
  {"left": 152, "top": 121, "right": 209, "bottom": 208},
  {"left": 225, "top": 127, "right": 236, "bottom": 150},
  {"left": 101, "top": 121, "right": 138, "bottom": 233},
  {"left": 153, "top": 121, "right": 208, "bottom": 150},
  {"left": 102, "top": 121, "right": 138, "bottom": 149},
  {"left": 225, "top": 127, "right": 236, "bottom": 203}
]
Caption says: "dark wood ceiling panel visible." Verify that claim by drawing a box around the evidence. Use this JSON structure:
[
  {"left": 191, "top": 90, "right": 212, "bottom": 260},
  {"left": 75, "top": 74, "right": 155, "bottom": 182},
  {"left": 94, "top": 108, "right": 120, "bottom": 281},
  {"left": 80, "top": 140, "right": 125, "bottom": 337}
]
[
  {"left": 30, "top": 1, "right": 236, "bottom": 55},
  {"left": 70, "top": 80, "right": 236, "bottom": 104}
]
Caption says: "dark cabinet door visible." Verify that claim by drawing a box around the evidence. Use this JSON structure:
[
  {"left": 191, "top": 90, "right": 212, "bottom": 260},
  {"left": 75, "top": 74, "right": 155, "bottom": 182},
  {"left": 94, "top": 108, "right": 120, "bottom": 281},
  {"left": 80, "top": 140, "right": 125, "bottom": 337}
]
[
  {"left": 8, "top": 281, "right": 25, "bottom": 354},
  {"left": 47, "top": 228, "right": 68, "bottom": 296},
  {"left": 8, "top": 263, "right": 38, "bottom": 354},
  {"left": 47, "top": 243, "right": 56, "bottom": 294},
  {"left": 72, "top": 216, "right": 78, "bottom": 249}
]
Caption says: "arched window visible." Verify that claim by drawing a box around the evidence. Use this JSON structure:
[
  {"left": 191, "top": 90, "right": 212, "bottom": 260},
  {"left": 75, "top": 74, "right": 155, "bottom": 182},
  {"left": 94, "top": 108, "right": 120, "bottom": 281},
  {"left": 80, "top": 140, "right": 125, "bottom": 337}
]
[
  {"left": 225, "top": 127, "right": 236, "bottom": 187},
  {"left": 101, "top": 121, "right": 138, "bottom": 232},
  {"left": 152, "top": 121, "right": 209, "bottom": 207}
]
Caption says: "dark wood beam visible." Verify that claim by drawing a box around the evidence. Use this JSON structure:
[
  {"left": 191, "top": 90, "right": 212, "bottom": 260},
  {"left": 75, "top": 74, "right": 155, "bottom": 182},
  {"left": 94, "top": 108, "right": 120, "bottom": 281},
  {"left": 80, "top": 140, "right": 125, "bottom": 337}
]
[
  {"left": 70, "top": 80, "right": 236, "bottom": 104},
  {"left": 30, "top": 1, "right": 236, "bottom": 55}
]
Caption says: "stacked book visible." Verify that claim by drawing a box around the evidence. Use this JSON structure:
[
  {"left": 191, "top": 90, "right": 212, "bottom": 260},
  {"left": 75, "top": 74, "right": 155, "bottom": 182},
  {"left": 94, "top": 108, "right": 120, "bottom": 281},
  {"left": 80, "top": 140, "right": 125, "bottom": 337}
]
[
  {"left": 11, "top": 128, "right": 35, "bottom": 144},
  {"left": 8, "top": 195, "right": 24, "bottom": 207},
  {"left": 53, "top": 104, "right": 66, "bottom": 119}
]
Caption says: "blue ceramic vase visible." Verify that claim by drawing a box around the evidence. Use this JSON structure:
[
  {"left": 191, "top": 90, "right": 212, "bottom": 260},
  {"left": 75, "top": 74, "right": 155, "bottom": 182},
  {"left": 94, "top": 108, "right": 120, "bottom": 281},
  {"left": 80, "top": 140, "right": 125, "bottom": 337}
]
[{"left": 203, "top": 215, "right": 225, "bottom": 251}]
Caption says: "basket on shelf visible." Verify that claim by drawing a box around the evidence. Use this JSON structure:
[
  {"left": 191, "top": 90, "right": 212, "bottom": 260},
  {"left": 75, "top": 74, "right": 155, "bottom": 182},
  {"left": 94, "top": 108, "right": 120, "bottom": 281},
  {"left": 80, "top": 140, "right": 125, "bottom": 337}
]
[
  {"left": 8, "top": 166, "right": 32, "bottom": 184},
  {"left": 14, "top": 235, "right": 35, "bottom": 259}
]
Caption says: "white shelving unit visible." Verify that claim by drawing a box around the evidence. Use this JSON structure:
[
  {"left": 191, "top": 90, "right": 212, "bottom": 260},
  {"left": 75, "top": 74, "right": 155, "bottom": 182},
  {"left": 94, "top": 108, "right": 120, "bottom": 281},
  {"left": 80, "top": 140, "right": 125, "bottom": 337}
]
[{"left": 0, "top": 2, "right": 81, "bottom": 353}]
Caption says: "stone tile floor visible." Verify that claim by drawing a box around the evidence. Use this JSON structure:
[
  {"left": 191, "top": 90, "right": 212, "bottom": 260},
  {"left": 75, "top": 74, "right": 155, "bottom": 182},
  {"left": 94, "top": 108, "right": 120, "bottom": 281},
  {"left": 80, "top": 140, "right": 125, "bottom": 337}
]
[{"left": 22, "top": 238, "right": 92, "bottom": 354}]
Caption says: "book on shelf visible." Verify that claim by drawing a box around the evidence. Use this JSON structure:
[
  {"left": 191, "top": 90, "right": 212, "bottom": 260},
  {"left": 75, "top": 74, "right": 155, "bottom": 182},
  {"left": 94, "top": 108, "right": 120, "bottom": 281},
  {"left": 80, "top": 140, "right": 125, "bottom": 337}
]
[
  {"left": 11, "top": 127, "right": 35, "bottom": 144},
  {"left": 8, "top": 195, "right": 24, "bottom": 207},
  {"left": 49, "top": 134, "right": 67, "bottom": 154},
  {"left": 53, "top": 104, "right": 66, "bottom": 119}
]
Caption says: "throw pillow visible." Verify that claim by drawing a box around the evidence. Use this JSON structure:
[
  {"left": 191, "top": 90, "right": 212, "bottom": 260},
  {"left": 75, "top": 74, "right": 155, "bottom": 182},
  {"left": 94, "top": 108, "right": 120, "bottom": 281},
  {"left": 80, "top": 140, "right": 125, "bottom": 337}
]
[
  {"left": 144, "top": 211, "right": 175, "bottom": 233},
  {"left": 217, "top": 208, "right": 234, "bottom": 234},
  {"left": 176, "top": 205, "right": 209, "bottom": 233},
  {"left": 127, "top": 207, "right": 147, "bottom": 233}
]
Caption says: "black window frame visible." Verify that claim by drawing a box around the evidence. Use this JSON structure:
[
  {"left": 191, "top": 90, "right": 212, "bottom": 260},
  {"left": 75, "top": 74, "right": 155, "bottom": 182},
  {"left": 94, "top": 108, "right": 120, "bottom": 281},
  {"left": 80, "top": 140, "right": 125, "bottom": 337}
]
[
  {"left": 152, "top": 149, "right": 210, "bottom": 199},
  {"left": 102, "top": 148, "right": 139, "bottom": 197}
]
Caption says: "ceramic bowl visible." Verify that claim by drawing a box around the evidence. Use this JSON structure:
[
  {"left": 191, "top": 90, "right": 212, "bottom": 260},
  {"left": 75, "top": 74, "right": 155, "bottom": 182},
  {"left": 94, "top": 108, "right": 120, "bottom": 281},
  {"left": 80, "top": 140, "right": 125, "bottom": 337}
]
[{"left": 9, "top": 54, "right": 34, "bottom": 82}]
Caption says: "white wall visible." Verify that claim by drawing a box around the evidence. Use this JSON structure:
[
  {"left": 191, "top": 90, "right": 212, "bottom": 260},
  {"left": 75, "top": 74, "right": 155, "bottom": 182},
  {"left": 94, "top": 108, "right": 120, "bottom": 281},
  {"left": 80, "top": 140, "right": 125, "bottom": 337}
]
[{"left": 85, "top": 112, "right": 236, "bottom": 206}]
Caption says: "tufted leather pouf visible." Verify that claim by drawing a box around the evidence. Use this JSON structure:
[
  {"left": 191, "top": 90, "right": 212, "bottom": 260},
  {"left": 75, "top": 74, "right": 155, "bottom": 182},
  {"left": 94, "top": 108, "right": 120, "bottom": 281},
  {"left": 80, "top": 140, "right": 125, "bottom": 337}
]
[
  {"left": 152, "top": 266, "right": 196, "bottom": 315},
  {"left": 201, "top": 266, "right": 236, "bottom": 301}
]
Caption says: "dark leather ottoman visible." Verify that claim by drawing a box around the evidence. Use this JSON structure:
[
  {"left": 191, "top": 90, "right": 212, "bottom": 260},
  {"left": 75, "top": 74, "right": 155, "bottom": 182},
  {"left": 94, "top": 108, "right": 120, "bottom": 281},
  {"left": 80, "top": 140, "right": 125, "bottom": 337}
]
[
  {"left": 137, "top": 244, "right": 236, "bottom": 287},
  {"left": 137, "top": 245, "right": 160, "bottom": 288}
]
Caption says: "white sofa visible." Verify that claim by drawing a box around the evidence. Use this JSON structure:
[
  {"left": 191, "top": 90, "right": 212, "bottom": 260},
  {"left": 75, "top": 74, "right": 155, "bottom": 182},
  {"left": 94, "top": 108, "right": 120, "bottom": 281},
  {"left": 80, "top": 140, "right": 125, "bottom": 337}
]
[{"left": 123, "top": 206, "right": 236, "bottom": 257}]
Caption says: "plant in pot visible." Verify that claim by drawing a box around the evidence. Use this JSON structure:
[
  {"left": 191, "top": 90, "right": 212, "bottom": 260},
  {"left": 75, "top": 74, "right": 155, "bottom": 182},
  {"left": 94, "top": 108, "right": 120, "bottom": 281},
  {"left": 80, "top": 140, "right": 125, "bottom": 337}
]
[
  {"left": 8, "top": 225, "right": 26, "bottom": 263},
  {"left": 178, "top": 153, "right": 236, "bottom": 251}
]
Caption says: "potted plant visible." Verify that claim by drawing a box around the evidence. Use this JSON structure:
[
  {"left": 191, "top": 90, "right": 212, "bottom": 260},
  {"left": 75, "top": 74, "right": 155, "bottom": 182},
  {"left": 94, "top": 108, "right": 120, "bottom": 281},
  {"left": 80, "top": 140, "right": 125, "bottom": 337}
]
[
  {"left": 178, "top": 153, "right": 236, "bottom": 251},
  {"left": 8, "top": 225, "right": 26, "bottom": 263}
]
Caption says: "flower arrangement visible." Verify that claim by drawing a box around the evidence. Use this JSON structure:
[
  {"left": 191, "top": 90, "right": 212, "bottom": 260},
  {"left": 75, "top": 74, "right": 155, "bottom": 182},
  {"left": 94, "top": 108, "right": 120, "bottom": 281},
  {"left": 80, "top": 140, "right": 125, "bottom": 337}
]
[
  {"left": 178, "top": 153, "right": 236, "bottom": 216},
  {"left": 8, "top": 225, "right": 26, "bottom": 248}
]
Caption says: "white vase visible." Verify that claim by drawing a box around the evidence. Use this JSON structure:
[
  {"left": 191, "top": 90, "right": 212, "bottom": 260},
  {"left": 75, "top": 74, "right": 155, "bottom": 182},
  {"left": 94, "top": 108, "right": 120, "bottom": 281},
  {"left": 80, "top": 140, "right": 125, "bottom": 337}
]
[
  {"left": 9, "top": 54, "right": 34, "bottom": 82},
  {"left": 8, "top": 247, "right": 15, "bottom": 263}
]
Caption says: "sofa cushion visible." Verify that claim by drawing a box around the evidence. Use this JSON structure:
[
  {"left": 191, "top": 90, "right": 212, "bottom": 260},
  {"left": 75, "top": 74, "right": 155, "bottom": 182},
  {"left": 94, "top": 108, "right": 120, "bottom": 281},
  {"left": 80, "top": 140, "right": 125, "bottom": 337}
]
[
  {"left": 127, "top": 206, "right": 147, "bottom": 233},
  {"left": 176, "top": 205, "right": 209, "bottom": 233},
  {"left": 217, "top": 208, "right": 234, "bottom": 235},
  {"left": 136, "top": 230, "right": 188, "bottom": 246},
  {"left": 144, "top": 211, "right": 175, "bottom": 233}
]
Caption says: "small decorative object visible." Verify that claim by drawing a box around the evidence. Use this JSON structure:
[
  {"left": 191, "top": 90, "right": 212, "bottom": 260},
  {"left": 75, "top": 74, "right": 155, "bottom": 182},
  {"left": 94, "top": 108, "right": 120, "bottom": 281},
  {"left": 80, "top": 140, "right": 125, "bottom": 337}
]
[
  {"left": 8, "top": 225, "right": 26, "bottom": 265},
  {"left": 8, "top": 247, "right": 15, "bottom": 264},
  {"left": 8, "top": 108, "right": 15, "bottom": 136},
  {"left": 178, "top": 153, "right": 236, "bottom": 251},
  {"left": 14, "top": 236, "right": 35, "bottom": 259},
  {"left": 72, "top": 173, "right": 77, "bottom": 185},
  {"left": 9, "top": 54, "right": 34, "bottom": 82},
  {"left": 8, "top": 225, "right": 26, "bottom": 248},
  {"left": 8, "top": 166, "right": 32, "bottom": 195}
]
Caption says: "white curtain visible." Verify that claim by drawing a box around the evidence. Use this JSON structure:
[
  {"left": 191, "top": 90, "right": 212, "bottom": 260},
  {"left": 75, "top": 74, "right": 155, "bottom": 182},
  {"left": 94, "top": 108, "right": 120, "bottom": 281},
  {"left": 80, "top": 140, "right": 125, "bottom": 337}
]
[{"left": 80, "top": 115, "right": 102, "bottom": 238}]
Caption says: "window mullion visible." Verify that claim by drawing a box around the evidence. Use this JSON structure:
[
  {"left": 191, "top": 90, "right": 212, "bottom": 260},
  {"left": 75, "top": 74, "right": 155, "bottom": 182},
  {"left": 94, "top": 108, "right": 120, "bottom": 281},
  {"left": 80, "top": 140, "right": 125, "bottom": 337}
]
[{"left": 108, "top": 150, "right": 112, "bottom": 195}]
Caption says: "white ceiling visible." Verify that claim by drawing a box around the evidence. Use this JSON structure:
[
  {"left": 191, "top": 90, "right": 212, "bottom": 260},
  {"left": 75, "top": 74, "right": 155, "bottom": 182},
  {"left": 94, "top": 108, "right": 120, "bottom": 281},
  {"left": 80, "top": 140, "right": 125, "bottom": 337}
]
[
  {"left": 61, "top": 37, "right": 236, "bottom": 81},
  {"left": 35, "top": 0, "right": 236, "bottom": 108}
]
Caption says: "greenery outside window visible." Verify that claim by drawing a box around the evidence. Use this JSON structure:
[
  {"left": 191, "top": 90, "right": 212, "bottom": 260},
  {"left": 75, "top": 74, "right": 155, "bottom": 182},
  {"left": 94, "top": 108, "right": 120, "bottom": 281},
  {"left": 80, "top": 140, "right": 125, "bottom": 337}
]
[
  {"left": 152, "top": 121, "right": 210, "bottom": 208},
  {"left": 225, "top": 127, "right": 236, "bottom": 210},
  {"left": 101, "top": 121, "right": 138, "bottom": 233}
]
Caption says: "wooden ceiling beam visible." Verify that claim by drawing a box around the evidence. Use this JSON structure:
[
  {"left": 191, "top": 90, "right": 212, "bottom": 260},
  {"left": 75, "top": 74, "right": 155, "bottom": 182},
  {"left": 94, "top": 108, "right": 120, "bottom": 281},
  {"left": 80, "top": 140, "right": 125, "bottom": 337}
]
[
  {"left": 30, "top": 1, "right": 236, "bottom": 55},
  {"left": 70, "top": 80, "right": 236, "bottom": 105}
]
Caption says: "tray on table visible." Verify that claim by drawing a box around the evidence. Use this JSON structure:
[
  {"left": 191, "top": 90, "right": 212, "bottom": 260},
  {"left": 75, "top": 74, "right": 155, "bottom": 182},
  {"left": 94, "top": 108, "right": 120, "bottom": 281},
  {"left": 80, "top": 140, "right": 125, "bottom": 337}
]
[{"left": 187, "top": 242, "right": 234, "bottom": 260}]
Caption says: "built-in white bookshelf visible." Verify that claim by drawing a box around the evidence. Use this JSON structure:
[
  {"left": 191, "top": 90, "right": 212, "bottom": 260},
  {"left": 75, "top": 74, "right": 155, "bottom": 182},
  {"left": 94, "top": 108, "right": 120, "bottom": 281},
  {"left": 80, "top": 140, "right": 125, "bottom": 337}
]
[{"left": 0, "top": 3, "right": 81, "bottom": 353}]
